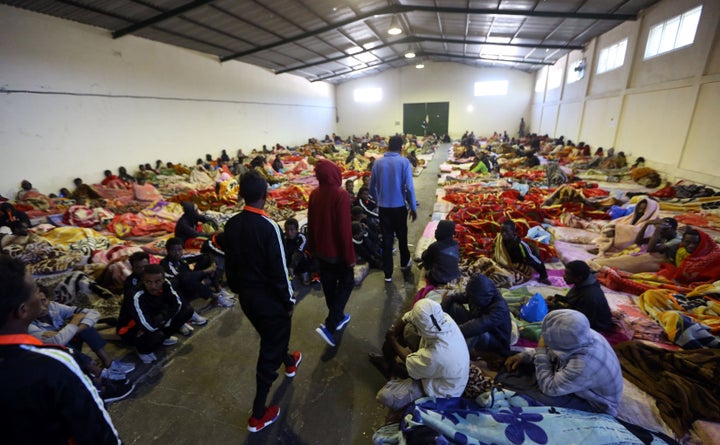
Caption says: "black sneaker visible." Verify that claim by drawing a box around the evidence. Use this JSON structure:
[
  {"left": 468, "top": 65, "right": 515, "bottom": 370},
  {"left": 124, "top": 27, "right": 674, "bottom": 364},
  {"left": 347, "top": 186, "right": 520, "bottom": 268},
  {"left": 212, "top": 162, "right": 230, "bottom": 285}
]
[{"left": 100, "top": 379, "right": 135, "bottom": 404}]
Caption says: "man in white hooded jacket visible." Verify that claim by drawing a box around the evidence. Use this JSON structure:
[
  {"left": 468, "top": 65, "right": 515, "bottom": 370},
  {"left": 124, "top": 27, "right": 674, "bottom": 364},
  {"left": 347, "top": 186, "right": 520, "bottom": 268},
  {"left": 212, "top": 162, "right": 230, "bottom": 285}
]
[
  {"left": 376, "top": 299, "right": 469, "bottom": 411},
  {"left": 501, "top": 309, "right": 623, "bottom": 415}
]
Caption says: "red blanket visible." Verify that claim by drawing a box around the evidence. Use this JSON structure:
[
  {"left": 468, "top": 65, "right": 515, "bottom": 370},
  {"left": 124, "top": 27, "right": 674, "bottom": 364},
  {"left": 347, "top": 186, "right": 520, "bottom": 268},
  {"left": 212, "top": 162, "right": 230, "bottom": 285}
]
[{"left": 658, "top": 229, "right": 720, "bottom": 286}]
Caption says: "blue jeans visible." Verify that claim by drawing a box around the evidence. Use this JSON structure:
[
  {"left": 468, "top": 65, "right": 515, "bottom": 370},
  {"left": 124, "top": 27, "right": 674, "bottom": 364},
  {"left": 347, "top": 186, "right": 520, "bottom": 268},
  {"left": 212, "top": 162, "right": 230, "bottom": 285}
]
[{"left": 69, "top": 326, "right": 106, "bottom": 353}]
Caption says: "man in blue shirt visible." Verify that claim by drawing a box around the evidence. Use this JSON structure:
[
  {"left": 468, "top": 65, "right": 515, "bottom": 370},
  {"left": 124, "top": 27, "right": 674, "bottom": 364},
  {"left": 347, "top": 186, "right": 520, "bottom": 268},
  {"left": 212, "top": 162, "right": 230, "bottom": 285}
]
[{"left": 369, "top": 135, "right": 417, "bottom": 282}]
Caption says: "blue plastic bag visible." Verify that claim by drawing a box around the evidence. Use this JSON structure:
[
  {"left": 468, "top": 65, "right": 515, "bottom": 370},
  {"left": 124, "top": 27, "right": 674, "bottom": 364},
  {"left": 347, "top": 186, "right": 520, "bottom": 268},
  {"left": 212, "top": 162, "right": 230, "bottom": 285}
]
[
  {"left": 519, "top": 292, "right": 548, "bottom": 322},
  {"left": 526, "top": 226, "right": 552, "bottom": 245}
]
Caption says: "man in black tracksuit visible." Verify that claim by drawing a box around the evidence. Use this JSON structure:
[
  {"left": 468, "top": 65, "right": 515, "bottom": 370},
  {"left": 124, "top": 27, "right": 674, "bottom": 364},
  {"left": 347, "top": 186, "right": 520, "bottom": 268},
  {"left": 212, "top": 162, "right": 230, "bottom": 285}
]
[
  {"left": 116, "top": 264, "right": 193, "bottom": 359},
  {"left": 0, "top": 255, "right": 122, "bottom": 444},
  {"left": 224, "top": 170, "right": 300, "bottom": 432}
]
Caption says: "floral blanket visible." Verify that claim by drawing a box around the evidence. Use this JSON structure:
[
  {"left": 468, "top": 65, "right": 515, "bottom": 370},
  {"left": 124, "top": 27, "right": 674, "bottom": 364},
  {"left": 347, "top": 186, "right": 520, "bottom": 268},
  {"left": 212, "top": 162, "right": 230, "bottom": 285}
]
[{"left": 374, "top": 396, "right": 674, "bottom": 445}]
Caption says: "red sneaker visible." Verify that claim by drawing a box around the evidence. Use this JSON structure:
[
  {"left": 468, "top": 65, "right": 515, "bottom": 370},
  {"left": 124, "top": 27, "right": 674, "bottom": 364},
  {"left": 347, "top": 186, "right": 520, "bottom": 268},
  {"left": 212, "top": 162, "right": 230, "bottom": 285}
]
[
  {"left": 311, "top": 273, "right": 321, "bottom": 284},
  {"left": 284, "top": 351, "right": 302, "bottom": 377},
  {"left": 247, "top": 405, "right": 280, "bottom": 432}
]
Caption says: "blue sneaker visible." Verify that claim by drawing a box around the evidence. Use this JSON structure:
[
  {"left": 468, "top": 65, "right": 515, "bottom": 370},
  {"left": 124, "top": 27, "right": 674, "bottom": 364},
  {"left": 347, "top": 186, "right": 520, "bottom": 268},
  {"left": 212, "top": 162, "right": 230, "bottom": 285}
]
[
  {"left": 336, "top": 313, "right": 351, "bottom": 331},
  {"left": 315, "top": 324, "right": 336, "bottom": 347}
]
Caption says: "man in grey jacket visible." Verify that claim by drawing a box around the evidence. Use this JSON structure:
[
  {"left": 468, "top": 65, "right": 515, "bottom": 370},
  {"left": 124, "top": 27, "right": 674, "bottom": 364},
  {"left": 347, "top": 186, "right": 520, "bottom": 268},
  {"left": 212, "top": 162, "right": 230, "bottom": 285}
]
[{"left": 500, "top": 309, "right": 623, "bottom": 415}]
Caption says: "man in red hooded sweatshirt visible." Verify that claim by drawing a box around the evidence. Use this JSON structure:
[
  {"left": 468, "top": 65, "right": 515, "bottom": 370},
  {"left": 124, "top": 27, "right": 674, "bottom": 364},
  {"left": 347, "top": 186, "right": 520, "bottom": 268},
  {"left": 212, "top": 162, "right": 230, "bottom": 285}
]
[{"left": 308, "top": 159, "right": 356, "bottom": 347}]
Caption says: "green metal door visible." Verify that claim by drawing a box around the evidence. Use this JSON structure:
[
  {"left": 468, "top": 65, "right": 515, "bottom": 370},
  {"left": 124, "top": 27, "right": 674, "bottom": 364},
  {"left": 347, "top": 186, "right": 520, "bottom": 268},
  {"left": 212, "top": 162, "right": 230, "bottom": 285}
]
[
  {"left": 403, "top": 103, "right": 426, "bottom": 136},
  {"left": 426, "top": 102, "right": 449, "bottom": 136},
  {"left": 403, "top": 102, "right": 449, "bottom": 136}
]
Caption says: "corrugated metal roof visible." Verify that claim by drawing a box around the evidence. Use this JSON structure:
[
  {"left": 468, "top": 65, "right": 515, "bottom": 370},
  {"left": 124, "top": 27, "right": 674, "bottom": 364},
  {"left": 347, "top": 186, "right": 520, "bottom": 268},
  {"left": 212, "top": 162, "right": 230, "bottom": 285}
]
[{"left": 2, "top": 0, "right": 661, "bottom": 84}]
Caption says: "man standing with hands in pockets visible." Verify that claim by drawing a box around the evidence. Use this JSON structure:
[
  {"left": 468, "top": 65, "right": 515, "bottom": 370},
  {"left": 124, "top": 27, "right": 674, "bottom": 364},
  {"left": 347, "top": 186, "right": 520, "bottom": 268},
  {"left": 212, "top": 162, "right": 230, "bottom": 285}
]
[{"left": 369, "top": 135, "right": 418, "bottom": 282}]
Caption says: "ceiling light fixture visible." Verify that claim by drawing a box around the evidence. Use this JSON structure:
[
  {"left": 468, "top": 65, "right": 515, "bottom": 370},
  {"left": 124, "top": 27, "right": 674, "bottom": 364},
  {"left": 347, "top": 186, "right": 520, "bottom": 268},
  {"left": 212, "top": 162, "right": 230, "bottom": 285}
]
[
  {"left": 415, "top": 58, "right": 425, "bottom": 69},
  {"left": 405, "top": 49, "right": 416, "bottom": 59},
  {"left": 387, "top": 16, "right": 402, "bottom": 35}
]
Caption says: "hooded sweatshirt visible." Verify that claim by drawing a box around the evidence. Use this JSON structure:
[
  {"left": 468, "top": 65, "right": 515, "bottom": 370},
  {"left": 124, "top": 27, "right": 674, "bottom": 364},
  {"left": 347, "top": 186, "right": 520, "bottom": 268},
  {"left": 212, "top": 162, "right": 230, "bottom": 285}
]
[
  {"left": 420, "top": 220, "right": 461, "bottom": 285},
  {"left": 442, "top": 273, "right": 511, "bottom": 354},
  {"left": 175, "top": 202, "right": 210, "bottom": 243},
  {"left": 402, "top": 299, "right": 469, "bottom": 398},
  {"left": 307, "top": 160, "right": 356, "bottom": 265},
  {"left": 561, "top": 274, "right": 612, "bottom": 333},
  {"left": 521, "top": 309, "right": 623, "bottom": 415}
]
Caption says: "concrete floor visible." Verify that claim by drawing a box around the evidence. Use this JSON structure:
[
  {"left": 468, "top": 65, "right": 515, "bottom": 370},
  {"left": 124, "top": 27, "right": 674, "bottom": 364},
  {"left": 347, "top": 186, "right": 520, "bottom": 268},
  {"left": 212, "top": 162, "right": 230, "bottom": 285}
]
[{"left": 108, "top": 144, "right": 450, "bottom": 445}]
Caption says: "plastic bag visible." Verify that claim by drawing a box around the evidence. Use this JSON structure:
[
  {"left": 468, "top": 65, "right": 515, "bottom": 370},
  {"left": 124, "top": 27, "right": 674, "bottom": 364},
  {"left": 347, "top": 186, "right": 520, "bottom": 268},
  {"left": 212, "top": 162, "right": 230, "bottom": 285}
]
[
  {"left": 526, "top": 225, "right": 552, "bottom": 245},
  {"left": 519, "top": 292, "right": 548, "bottom": 323}
]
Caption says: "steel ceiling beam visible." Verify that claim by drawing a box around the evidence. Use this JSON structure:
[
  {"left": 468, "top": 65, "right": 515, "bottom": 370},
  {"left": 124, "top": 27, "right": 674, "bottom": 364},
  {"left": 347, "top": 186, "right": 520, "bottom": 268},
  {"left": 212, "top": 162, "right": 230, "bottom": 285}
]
[
  {"left": 311, "top": 55, "right": 406, "bottom": 82},
  {"left": 275, "top": 36, "right": 581, "bottom": 74},
  {"left": 310, "top": 46, "right": 555, "bottom": 83},
  {"left": 275, "top": 36, "right": 417, "bottom": 74},
  {"left": 113, "top": 0, "right": 216, "bottom": 39},
  {"left": 220, "top": 4, "right": 636, "bottom": 62},
  {"left": 419, "top": 51, "right": 554, "bottom": 66}
]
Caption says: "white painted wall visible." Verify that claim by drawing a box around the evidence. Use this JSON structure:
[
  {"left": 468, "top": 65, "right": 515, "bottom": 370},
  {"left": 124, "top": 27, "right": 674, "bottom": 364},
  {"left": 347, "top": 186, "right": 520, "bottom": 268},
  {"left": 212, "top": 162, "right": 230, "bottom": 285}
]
[
  {"left": 335, "top": 62, "right": 533, "bottom": 139},
  {"left": 530, "top": 0, "right": 720, "bottom": 187},
  {"left": 0, "top": 5, "right": 336, "bottom": 196}
]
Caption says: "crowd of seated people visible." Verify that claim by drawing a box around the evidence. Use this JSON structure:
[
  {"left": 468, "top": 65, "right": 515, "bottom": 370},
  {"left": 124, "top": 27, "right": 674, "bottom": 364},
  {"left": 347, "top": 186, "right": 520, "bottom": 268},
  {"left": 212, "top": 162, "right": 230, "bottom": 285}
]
[{"left": 3, "top": 129, "right": 720, "bottom": 442}]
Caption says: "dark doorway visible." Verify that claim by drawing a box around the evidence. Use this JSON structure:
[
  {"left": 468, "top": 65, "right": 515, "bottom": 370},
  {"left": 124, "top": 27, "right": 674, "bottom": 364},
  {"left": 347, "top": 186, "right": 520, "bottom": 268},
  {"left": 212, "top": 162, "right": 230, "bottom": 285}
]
[{"left": 403, "top": 102, "right": 449, "bottom": 136}]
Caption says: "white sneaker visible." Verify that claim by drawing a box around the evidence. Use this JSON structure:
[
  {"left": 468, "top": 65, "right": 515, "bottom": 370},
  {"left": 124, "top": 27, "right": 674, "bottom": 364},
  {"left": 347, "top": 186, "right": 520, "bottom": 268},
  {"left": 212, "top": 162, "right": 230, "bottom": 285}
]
[
  {"left": 138, "top": 352, "right": 157, "bottom": 364},
  {"left": 216, "top": 290, "right": 236, "bottom": 307},
  {"left": 179, "top": 323, "right": 194, "bottom": 337},
  {"left": 190, "top": 312, "right": 208, "bottom": 326},
  {"left": 162, "top": 336, "right": 178, "bottom": 346},
  {"left": 100, "top": 368, "right": 127, "bottom": 381},
  {"left": 108, "top": 360, "right": 135, "bottom": 374}
]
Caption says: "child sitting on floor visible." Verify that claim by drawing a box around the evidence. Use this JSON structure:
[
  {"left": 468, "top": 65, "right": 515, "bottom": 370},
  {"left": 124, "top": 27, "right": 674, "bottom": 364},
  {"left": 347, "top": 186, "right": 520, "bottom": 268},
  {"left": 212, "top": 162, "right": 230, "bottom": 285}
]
[
  {"left": 353, "top": 186, "right": 379, "bottom": 229},
  {"left": 283, "top": 218, "right": 314, "bottom": 285},
  {"left": 351, "top": 205, "right": 381, "bottom": 245},
  {"left": 352, "top": 221, "right": 382, "bottom": 269}
]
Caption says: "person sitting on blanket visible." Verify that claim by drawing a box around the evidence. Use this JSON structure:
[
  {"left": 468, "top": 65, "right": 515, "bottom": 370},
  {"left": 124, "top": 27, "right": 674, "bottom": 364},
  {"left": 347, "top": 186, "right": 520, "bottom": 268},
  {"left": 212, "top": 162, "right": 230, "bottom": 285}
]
[
  {"left": 16, "top": 180, "right": 38, "bottom": 201},
  {"left": 69, "top": 177, "right": 100, "bottom": 201},
  {"left": 441, "top": 273, "right": 512, "bottom": 358},
  {"left": 496, "top": 219, "right": 550, "bottom": 285},
  {"left": 116, "top": 264, "right": 193, "bottom": 364},
  {"left": 419, "top": 220, "right": 460, "bottom": 287},
  {"left": 353, "top": 186, "right": 380, "bottom": 229},
  {"left": 375, "top": 299, "right": 470, "bottom": 411},
  {"left": 590, "top": 217, "right": 680, "bottom": 274},
  {"left": 175, "top": 201, "right": 216, "bottom": 249},
  {"left": 29, "top": 290, "right": 135, "bottom": 381},
  {"left": 117, "top": 166, "right": 135, "bottom": 185},
  {"left": 657, "top": 227, "right": 720, "bottom": 285},
  {"left": 160, "top": 237, "right": 219, "bottom": 326},
  {"left": 468, "top": 153, "right": 489, "bottom": 174},
  {"left": 123, "top": 251, "right": 149, "bottom": 298},
  {"left": 636, "top": 217, "right": 681, "bottom": 258},
  {"left": 352, "top": 221, "right": 383, "bottom": 269},
  {"left": 0, "top": 202, "right": 31, "bottom": 231},
  {"left": 283, "top": 218, "right": 314, "bottom": 284},
  {"left": 591, "top": 197, "right": 660, "bottom": 256},
  {"left": 546, "top": 261, "right": 612, "bottom": 334},
  {"left": 499, "top": 309, "right": 623, "bottom": 416},
  {"left": 345, "top": 179, "right": 355, "bottom": 202},
  {"left": 271, "top": 155, "right": 283, "bottom": 173},
  {"left": 351, "top": 206, "right": 381, "bottom": 247},
  {"left": 100, "top": 170, "right": 126, "bottom": 189}
]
